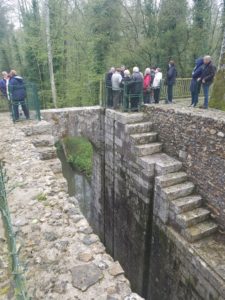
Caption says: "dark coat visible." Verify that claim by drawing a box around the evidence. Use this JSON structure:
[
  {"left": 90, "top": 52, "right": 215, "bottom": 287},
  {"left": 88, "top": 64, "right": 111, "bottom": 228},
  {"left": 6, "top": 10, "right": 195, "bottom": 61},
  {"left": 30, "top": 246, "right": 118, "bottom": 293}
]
[
  {"left": 130, "top": 72, "right": 143, "bottom": 95},
  {"left": 200, "top": 62, "right": 216, "bottom": 85},
  {"left": 0, "top": 79, "right": 7, "bottom": 97},
  {"left": 120, "top": 76, "right": 132, "bottom": 94},
  {"left": 105, "top": 72, "right": 113, "bottom": 88},
  {"left": 167, "top": 65, "right": 177, "bottom": 85},
  {"left": 9, "top": 76, "right": 27, "bottom": 101},
  {"left": 190, "top": 58, "right": 204, "bottom": 93}
]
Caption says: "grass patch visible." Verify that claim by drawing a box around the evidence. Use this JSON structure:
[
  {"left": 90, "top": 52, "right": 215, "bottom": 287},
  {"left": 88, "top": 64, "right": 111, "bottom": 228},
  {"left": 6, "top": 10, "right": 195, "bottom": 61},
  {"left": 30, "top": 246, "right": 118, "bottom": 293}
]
[{"left": 63, "top": 137, "right": 93, "bottom": 178}]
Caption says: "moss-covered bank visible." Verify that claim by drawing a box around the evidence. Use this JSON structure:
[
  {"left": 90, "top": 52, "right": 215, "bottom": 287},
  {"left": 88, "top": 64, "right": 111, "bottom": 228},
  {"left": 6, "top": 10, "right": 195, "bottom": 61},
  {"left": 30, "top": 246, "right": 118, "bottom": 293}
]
[{"left": 62, "top": 137, "right": 93, "bottom": 178}]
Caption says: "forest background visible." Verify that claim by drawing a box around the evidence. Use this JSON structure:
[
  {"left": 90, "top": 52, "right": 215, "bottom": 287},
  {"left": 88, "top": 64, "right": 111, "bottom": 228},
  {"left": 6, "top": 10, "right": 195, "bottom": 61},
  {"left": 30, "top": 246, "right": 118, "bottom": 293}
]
[{"left": 0, "top": 0, "right": 224, "bottom": 108}]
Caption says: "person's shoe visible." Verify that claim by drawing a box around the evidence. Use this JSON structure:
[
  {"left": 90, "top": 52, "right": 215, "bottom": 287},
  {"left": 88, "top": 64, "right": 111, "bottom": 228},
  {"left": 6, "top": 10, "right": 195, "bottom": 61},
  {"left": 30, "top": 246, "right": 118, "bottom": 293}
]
[{"left": 199, "top": 105, "right": 208, "bottom": 109}]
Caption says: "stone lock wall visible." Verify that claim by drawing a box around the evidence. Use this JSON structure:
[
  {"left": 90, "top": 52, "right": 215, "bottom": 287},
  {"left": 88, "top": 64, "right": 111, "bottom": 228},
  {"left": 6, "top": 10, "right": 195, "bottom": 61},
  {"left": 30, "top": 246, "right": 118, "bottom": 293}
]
[
  {"left": 42, "top": 106, "right": 225, "bottom": 300},
  {"left": 145, "top": 106, "right": 225, "bottom": 230},
  {"left": 104, "top": 110, "right": 154, "bottom": 295},
  {"left": 41, "top": 107, "right": 106, "bottom": 240}
]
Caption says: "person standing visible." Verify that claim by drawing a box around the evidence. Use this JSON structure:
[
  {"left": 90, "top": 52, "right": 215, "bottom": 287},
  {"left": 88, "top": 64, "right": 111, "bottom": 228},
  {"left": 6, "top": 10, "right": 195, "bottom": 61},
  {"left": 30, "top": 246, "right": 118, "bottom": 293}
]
[
  {"left": 105, "top": 67, "right": 115, "bottom": 108},
  {"left": 111, "top": 68, "right": 122, "bottom": 110},
  {"left": 189, "top": 58, "right": 204, "bottom": 107},
  {"left": 150, "top": 67, "right": 156, "bottom": 103},
  {"left": 198, "top": 55, "right": 216, "bottom": 109},
  {"left": 0, "top": 71, "right": 10, "bottom": 99},
  {"left": 166, "top": 60, "right": 177, "bottom": 104},
  {"left": 9, "top": 70, "right": 30, "bottom": 121},
  {"left": 152, "top": 68, "right": 163, "bottom": 103},
  {"left": 120, "top": 65, "right": 126, "bottom": 78},
  {"left": 130, "top": 67, "right": 143, "bottom": 111},
  {"left": 143, "top": 68, "right": 151, "bottom": 104},
  {"left": 120, "top": 69, "right": 131, "bottom": 111}
]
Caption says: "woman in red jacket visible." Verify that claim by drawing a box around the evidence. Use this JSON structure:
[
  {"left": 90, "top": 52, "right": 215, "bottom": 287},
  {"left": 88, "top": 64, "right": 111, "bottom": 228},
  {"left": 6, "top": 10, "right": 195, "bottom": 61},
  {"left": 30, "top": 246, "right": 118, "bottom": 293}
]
[{"left": 143, "top": 68, "right": 151, "bottom": 104}]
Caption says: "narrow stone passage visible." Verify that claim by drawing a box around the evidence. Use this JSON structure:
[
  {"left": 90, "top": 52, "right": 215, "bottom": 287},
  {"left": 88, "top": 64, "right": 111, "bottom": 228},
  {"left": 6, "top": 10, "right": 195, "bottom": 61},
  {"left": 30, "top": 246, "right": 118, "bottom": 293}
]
[{"left": 0, "top": 113, "right": 142, "bottom": 300}]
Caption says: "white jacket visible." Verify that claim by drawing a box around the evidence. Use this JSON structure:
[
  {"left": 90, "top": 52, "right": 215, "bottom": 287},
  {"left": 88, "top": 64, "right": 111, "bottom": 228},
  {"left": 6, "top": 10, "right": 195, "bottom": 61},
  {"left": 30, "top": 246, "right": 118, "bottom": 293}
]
[
  {"left": 152, "top": 72, "right": 163, "bottom": 88},
  {"left": 112, "top": 72, "right": 122, "bottom": 91}
]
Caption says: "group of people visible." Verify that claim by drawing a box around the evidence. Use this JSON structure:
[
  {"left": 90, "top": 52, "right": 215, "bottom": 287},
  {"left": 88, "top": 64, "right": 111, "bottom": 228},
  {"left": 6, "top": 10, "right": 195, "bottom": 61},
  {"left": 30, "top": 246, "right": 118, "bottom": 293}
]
[
  {"left": 105, "top": 55, "right": 216, "bottom": 111},
  {"left": 105, "top": 61, "right": 177, "bottom": 111},
  {"left": 0, "top": 70, "right": 29, "bottom": 121}
]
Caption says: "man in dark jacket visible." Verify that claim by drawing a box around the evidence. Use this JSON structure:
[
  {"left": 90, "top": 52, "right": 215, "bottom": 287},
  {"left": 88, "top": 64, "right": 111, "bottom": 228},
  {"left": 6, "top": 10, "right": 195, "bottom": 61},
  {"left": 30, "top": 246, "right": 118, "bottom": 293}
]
[
  {"left": 105, "top": 67, "right": 115, "bottom": 108},
  {"left": 130, "top": 67, "right": 143, "bottom": 111},
  {"left": 9, "top": 70, "right": 29, "bottom": 121},
  {"left": 198, "top": 56, "right": 216, "bottom": 109},
  {"left": 189, "top": 58, "right": 204, "bottom": 107},
  {"left": 166, "top": 60, "right": 177, "bottom": 103}
]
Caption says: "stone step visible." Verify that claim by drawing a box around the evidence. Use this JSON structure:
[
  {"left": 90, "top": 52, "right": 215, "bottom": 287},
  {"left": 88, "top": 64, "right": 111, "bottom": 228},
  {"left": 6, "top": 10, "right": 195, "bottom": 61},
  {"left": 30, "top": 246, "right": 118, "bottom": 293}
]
[
  {"left": 171, "top": 195, "right": 202, "bottom": 214},
  {"left": 32, "top": 135, "right": 55, "bottom": 148},
  {"left": 37, "top": 147, "right": 57, "bottom": 160},
  {"left": 138, "top": 153, "right": 182, "bottom": 177},
  {"left": 183, "top": 221, "right": 218, "bottom": 242},
  {"left": 134, "top": 143, "right": 162, "bottom": 156},
  {"left": 175, "top": 208, "right": 210, "bottom": 228},
  {"left": 47, "top": 158, "right": 62, "bottom": 174},
  {"left": 112, "top": 111, "right": 148, "bottom": 124},
  {"left": 161, "top": 182, "right": 195, "bottom": 201},
  {"left": 156, "top": 172, "right": 187, "bottom": 188},
  {"left": 31, "top": 121, "right": 52, "bottom": 136},
  {"left": 130, "top": 132, "right": 158, "bottom": 145},
  {"left": 126, "top": 122, "right": 153, "bottom": 134}
]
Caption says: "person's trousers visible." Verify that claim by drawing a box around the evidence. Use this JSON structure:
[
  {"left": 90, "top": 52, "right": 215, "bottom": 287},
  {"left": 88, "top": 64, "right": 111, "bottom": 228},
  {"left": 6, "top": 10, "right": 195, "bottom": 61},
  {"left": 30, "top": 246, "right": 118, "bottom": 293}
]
[
  {"left": 191, "top": 91, "right": 199, "bottom": 106},
  {"left": 130, "top": 96, "right": 140, "bottom": 111},
  {"left": 154, "top": 88, "right": 161, "bottom": 103},
  {"left": 113, "top": 90, "right": 121, "bottom": 110},
  {"left": 167, "top": 84, "right": 174, "bottom": 103},
  {"left": 107, "top": 88, "right": 113, "bottom": 108},
  {"left": 202, "top": 84, "right": 210, "bottom": 108},
  {"left": 12, "top": 99, "right": 30, "bottom": 120},
  {"left": 143, "top": 91, "right": 150, "bottom": 104}
]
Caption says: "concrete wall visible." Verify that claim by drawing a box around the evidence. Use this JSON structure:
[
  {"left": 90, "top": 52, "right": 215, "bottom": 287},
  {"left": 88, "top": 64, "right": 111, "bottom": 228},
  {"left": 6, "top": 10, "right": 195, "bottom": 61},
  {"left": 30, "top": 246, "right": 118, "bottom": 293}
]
[{"left": 145, "top": 105, "right": 225, "bottom": 230}]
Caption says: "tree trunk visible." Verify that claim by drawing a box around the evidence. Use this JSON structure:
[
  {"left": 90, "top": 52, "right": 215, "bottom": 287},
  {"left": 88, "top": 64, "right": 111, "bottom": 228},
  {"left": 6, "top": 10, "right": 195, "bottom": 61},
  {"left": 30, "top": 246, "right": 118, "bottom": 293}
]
[
  {"left": 210, "top": 30, "right": 225, "bottom": 110},
  {"left": 44, "top": 0, "right": 57, "bottom": 108}
]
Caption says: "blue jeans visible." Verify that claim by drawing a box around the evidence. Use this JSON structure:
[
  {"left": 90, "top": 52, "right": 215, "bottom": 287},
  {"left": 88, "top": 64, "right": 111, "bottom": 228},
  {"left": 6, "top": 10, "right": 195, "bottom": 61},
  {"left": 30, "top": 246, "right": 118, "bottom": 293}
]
[
  {"left": 202, "top": 84, "right": 210, "bottom": 108},
  {"left": 167, "top": 84, "right": 173, "bottom": 103},
  {"left": 191, "top": 91, "right": 199, "bottom": 106}
]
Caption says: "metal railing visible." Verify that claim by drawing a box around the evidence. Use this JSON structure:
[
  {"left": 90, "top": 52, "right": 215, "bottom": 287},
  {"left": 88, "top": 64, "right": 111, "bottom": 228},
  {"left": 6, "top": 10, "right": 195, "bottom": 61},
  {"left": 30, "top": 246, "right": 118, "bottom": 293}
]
[
  {"left": 0, "top": 82, "right": 41, "bottom": 123},
  {"left": 101, "top": 78, "right": 204, "bottom": 111},
  {"left": 0, "top": 162, "right": 29, "bottom": 299}
]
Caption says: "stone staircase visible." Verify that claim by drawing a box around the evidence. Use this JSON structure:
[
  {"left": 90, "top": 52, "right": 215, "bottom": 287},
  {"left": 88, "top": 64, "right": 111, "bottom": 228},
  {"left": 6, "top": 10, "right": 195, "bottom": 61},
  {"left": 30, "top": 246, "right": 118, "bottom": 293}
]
[
  {"left": 125, "top": 114, "right": 218, "bottom": 243},
  {"left": 21, "top": 121, "right": 62, "bottom": 174}
]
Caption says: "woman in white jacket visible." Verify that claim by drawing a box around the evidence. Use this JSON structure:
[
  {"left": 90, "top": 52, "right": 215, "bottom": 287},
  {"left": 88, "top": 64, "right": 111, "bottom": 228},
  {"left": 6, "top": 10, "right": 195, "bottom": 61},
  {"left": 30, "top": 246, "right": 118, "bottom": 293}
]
[{"left": 152, "top": 68, "right": 163, "bottom": 103}]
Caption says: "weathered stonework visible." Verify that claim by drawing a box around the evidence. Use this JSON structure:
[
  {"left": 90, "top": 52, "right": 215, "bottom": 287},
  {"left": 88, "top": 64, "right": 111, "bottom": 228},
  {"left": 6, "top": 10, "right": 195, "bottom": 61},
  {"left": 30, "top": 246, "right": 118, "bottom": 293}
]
[
  {"left": 16, "top": 105, "right": 225, "bottom": 300},
  {"left": 0, "top": 113, "right": 142, "bottom": 300},
  {"left": 144, "top": 105, "right": 225, "bottom": 230}
]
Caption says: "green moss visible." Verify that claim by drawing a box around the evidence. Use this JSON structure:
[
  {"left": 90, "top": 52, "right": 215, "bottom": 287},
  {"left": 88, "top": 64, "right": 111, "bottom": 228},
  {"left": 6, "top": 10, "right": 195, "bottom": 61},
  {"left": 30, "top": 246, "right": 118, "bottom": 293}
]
[
  {"left": 37, "top": 193, "right": 47, "bottom": 202},
  {"left": 63, "top": 137, "right": 93, "bottom": 178},
  {"left": 0, "top": 286, "right": 9, "bottom": 296},
  {"left": 210, "top": 69, "right": 225, "bottom": 111}
]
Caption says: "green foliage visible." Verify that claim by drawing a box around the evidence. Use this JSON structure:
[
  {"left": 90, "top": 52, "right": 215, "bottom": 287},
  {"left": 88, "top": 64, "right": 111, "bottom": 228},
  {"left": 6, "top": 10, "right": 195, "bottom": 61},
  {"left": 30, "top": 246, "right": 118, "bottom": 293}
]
[
  {"left": 0, "top": 0, "right": 224, "bottom": 107},
  {"left": 63, "top": 137, "right": 93, "bottom": 178},
  {"left": 210, "top": 70, "right": 225, "bottom": 111},
  {"left": 37, "top": 193, "right": 47, "bottom": 202}
]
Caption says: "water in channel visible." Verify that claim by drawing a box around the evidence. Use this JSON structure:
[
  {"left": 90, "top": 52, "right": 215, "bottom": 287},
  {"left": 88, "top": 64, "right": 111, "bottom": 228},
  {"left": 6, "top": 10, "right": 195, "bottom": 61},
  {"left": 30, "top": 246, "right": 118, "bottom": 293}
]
[{"left": 57, "top": 145, "right": 93, "bottom": 220}]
